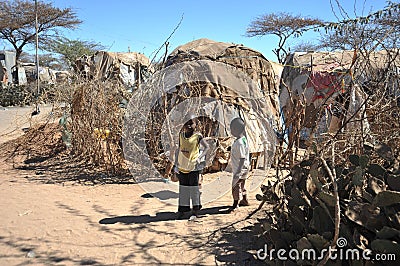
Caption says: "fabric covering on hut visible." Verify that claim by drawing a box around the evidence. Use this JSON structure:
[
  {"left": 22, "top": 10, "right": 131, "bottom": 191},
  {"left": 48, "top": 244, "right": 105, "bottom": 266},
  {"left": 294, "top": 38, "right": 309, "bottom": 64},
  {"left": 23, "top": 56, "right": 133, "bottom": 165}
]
[
  {"left": 145, "top": 38, "right": 280, "bottom": 174},
  {"left": 165, "top": 38, "right": 280, "bottom": 121},
  {"left": 280, "top": 50, "right": 369, "bottom": 143},
  {"left": 279, "top": 49, "right": 400, "bottom": 167},
  {"left": 74, "top": 51, "right": 152, "bottom": 89}
]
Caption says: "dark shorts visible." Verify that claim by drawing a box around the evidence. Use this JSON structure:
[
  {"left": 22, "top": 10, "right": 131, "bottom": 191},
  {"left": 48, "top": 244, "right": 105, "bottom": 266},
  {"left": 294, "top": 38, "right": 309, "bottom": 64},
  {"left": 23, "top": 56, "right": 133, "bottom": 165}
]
[{"left": 177, "top": 171, "right": 202, "bottom": 212}]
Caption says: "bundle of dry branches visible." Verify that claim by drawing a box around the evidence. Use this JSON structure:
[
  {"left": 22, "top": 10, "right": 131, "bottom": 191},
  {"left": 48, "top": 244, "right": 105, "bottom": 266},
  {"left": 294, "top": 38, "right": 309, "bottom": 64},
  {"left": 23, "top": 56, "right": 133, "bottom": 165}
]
[
  {"left": 256, "top": 47, "right": 400, "bottom": 264},
  {"left": 70, "top": 79, "right": 129, "bottom": 175}
]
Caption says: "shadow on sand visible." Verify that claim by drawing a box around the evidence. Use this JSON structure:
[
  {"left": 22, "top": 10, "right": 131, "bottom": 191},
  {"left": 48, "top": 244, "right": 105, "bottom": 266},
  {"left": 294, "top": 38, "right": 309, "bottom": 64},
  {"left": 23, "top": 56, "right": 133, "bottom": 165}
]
[{"left": 99, "top": 206, "right": 232, "bottom": 224}]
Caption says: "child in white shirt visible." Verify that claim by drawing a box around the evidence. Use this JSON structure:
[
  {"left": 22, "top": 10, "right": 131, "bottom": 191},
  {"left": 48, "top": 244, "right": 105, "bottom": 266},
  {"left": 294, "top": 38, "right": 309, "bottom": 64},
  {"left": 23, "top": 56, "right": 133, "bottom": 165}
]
[{"left": 229, "top": 117, "right": 250, "bottom": 210}]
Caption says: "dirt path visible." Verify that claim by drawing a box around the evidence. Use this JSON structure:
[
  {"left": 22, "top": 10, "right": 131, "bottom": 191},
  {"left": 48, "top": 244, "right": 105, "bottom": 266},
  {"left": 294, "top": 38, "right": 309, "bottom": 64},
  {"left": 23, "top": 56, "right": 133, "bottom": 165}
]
[
  {"left": 0, "top": 105, "right": 55, "bottom": 144},
  {"left": 0, "top": 155, "right": 272, "bottom": 266},
  {"left": 0, "top": 106, "right": 273, "bottom": 265}
]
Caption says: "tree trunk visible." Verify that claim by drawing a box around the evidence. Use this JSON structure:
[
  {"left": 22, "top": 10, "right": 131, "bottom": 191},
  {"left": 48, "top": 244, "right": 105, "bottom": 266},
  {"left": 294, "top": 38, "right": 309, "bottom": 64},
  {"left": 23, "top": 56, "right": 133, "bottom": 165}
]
[{"left": 15, "top": 47, "right": 23, "bottom": 62}]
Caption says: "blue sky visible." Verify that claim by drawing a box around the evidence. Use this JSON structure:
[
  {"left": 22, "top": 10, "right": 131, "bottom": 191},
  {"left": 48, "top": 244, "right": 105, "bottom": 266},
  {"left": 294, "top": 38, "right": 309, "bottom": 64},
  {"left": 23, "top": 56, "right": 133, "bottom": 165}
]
[{"left": 3, "top": 0, "right": 393, "bottom": 62}]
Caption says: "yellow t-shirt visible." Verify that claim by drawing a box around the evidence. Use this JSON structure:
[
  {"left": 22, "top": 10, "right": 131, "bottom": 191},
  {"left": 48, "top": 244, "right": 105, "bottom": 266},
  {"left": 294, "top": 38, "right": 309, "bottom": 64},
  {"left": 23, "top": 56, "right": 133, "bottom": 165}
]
[{"left": 177, "top": 132, "right": 201, "bottom": 173}]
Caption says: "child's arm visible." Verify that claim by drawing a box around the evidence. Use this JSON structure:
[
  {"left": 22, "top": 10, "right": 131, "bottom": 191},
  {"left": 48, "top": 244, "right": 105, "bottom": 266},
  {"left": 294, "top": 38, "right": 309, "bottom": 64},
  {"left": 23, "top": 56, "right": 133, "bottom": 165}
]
[
  {"left": 173, "top": 134, "right": 181, "bottom": 173},
  {"left": 173, "top": 148, "right": 179, "bottom": 173},
  {"left": 233, "top": 137, "right": 248, "bottom": 178},
  {"left": 233, "top": 158, "right": 246, "bottom": 179},
  {"left": 164, "top": 145, "right": 179, "bottom": 178},
  {"left": 198, "top": 137, "right": 210, "bottom": 161}
]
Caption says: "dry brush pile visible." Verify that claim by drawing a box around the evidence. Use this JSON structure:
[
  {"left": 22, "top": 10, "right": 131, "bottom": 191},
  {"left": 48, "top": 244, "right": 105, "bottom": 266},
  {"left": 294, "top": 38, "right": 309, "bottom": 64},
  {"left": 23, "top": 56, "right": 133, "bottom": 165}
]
[
  {"left": 69, "top": 79, "right": 130, "bottom": 175},
  {"left": 256, "top": 49, "right": 400, "bottom": 265},
  {"left": 0, "top": 82, "right": 60, "bottom": 107}
]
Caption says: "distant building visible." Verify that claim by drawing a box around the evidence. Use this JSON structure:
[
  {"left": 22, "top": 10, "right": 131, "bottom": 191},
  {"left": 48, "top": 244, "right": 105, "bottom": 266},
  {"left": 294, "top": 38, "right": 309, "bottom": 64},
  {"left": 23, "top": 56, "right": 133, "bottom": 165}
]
[
  {"left": 0, "top": 51, "right": 15, "bottom": 85},
  {"left": 74, "top": 51, "right": 152, "bottom": 90},
  {"left": 0, "top": 50, "right": 27, "bottom": 85}
]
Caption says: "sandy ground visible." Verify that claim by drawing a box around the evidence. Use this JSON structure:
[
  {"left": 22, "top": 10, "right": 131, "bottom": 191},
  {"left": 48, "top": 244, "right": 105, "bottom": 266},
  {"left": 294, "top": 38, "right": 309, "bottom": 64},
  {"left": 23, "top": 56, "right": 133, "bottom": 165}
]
[
  {"left": 0, "top": 105, "right": 55, "bottom": 144},
  {"left": 0, "top": 106, "right": 273, "bottom": 265}
]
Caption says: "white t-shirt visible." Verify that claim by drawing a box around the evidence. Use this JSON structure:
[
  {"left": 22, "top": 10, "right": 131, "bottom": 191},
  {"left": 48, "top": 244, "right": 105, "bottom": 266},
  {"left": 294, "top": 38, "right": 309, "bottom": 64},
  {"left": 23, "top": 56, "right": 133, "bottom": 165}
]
[{"left": 230, "top": 135, "right": 250, "bottom": 179}]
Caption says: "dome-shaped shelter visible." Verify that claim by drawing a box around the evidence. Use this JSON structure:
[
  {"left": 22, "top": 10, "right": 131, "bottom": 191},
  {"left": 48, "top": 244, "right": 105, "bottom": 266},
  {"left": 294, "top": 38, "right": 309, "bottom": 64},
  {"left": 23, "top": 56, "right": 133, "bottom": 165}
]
[
  {"left": 165, "top": 38, "right": 280, "bottom": 123},
  {"left": 122, "top": 38, "right": 283, "bottom": 205},
  {"left": 145, "top": 38, "right": 281, "bottom": 173}
]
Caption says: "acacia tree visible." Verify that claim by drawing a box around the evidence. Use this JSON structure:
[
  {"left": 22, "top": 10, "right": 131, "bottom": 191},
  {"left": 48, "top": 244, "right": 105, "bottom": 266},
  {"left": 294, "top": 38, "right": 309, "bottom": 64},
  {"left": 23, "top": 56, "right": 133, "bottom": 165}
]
[
  {"left": 245, "top": 12, "right": 323, "bottom": 63},
  {"left": 319, "top": 1, "right": 400, "bottom": 51},
  {"left": 0, "top": 0, "right": 81, "bottom": 60},
  {"left": 291, "top": 41, "right": 322, "bottom": 53},
  {"left": 42, "top": 36, "right": 105, "bottom": 68},
  {"left": 246, "top": 2, "right": 400, "bottom": 61},
  {"left": 20, "top": 52, "right": 60, "bottom": 68}
]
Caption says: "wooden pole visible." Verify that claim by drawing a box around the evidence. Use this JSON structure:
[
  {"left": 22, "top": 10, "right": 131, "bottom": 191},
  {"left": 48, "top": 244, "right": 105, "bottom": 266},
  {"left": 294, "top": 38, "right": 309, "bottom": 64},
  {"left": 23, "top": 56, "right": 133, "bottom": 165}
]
[{"left": 33, "top": 0, "right": 40, "bottom": 115}]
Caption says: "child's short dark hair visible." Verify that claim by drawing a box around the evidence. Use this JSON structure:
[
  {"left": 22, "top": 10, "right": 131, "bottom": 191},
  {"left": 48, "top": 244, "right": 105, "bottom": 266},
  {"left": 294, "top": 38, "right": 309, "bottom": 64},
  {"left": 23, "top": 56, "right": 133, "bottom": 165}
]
[
  {"left": 184, "top": 113, "right": 197, "bottom": 123},
  {"left": 230, "top": 117, "right": 245, "bottom": 137}
]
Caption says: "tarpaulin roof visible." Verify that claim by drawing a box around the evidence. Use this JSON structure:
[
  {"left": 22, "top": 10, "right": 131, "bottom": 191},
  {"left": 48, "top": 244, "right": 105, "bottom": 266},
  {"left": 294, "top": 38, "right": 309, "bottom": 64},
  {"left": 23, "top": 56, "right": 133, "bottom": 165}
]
[
  {"left": 280, "top": 49, "right": 400, "bottom": 108},
  {"left": 166, "top": 38, "right": 280, "bottom": 126},
  {"left": 75, "top": 51, "right": 151, "bottom": 88},
  {"left": 285, "top": 49, "right": 400, "bottom": 72},
  {"left": 156, "top": 38, "right": 280, "bottom": 154},
  {"left": 124, "top": 39, "right": 280, "bottom": 205},
  {"left": 278, "top": 50, "right": 399, "bottom": 138},
  {"left": 167, "top": 38, "right": 237, "bottom": 61}
]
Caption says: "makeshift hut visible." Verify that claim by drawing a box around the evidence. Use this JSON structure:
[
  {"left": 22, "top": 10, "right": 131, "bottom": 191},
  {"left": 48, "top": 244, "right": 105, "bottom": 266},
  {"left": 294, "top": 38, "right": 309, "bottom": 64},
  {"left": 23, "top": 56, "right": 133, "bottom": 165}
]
[
  {"left": 74, "top": 51, "right": 152, "bottom": 89},
  {"left": 144, "top": 38, "right": 280, "bottom": 174},
  {"left": 22, "top": 63, "right": 57, "bottom": 84},
  {"left": 0, "top": 50, "right": 15, "bottom": 85},
  {"left": 69, "top": 50, "right": 152, "bottom": 174},
  {"left": 280, "top": 51, "right": 364, "bottom": 141},
  {"left": 279, "top": 49, "right": 400, "bottom": 163}
]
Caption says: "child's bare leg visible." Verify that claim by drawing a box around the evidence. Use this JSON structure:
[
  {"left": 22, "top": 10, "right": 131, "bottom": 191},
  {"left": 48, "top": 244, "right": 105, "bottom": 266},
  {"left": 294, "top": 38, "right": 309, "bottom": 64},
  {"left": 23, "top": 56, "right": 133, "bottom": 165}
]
[
  {"left": 239, "top": 179, "right": 249, "bottom": 206},
  {"left": 198, "top": 173, "right": 203, "bottom": 190},
  {"left": 231, "top": 178, "right": 240, "bottom": 209}
]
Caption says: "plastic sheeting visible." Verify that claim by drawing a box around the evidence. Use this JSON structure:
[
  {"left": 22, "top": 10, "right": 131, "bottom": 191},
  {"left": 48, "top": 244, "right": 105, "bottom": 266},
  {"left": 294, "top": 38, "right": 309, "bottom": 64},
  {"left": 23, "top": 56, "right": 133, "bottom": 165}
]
[
  {"left": 166, "top": 38, "right": 281, "bottom": 130},
  {"left": 75, "top": 51, "right": 151, "bottom": 89},
  {"left": 279, "top": 50, "right": 400, "bottom": 141}
]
